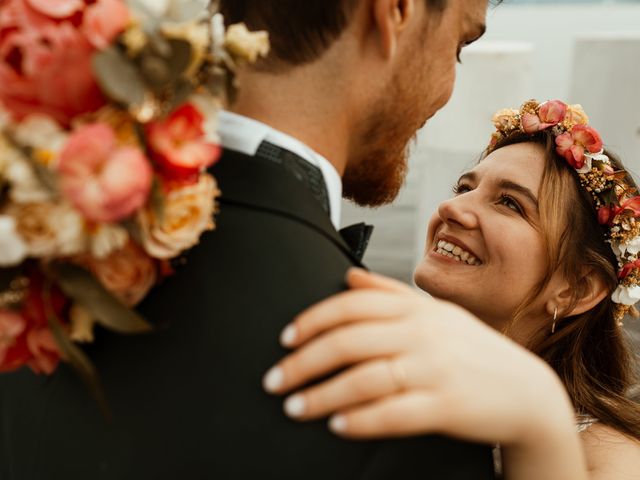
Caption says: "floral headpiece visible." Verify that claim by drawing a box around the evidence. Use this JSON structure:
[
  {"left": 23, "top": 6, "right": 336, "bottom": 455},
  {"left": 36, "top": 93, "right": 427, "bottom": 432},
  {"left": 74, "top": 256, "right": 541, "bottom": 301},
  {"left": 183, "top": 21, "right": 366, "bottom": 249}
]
[
  {"left": 489, "top": 100, "right": 640, "bottom": 325},
  {"left": 0, "top": 0, "right": 269, "bottom": 390}
]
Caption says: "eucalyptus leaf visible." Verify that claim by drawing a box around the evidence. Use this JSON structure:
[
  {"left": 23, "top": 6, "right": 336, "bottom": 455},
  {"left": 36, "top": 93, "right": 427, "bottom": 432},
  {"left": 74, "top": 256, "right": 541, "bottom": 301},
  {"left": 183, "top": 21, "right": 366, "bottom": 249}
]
[
  {"left": 93, "top": 47, "right": 147, "bottom": 107},
  {"left": 50, "top": 263, "right": 153, "bottom": 335},
  {"left": 48, "top": 316, "right": 112, "bottom": 421}
]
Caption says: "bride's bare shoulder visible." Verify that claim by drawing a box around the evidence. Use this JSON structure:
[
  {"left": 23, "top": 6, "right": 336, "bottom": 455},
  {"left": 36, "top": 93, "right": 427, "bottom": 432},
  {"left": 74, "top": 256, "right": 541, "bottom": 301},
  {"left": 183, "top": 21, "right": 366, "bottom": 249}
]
[{"left": 580, "top": 423, "right": 640, "bottom": 478}]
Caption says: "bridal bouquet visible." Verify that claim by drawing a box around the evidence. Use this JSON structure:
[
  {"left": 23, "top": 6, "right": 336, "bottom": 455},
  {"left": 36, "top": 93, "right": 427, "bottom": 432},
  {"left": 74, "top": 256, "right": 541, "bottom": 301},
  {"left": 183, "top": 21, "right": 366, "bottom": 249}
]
[{"left": 0, "top": 0, "right": 269, "bottom": 378}]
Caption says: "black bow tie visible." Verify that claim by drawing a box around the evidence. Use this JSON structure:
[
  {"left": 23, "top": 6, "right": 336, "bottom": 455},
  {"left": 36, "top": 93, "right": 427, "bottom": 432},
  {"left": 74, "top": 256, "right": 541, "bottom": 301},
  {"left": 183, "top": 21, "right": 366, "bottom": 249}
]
[{"left": 339, "top": 222, "right": 374, "bottom": 262}]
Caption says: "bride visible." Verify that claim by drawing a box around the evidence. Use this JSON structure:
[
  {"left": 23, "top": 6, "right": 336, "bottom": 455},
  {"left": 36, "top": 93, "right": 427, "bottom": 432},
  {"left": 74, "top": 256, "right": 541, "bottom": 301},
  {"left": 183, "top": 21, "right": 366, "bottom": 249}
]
[{"left": 263, "top": 99, "right": 640, "bottom": 478}]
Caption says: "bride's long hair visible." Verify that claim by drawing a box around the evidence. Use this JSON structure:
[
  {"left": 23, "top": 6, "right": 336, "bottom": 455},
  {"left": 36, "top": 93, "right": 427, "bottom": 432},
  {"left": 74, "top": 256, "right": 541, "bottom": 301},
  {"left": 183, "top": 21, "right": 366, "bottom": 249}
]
[{"left": 490, "top": 132, "right": 640, "bottom": 440}]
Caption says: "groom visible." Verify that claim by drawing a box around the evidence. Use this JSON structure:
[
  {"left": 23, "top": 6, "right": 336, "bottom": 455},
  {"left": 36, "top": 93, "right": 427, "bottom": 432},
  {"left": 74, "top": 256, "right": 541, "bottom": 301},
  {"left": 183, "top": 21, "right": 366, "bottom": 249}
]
[{"left": 0, "top": 0, "right": 496, "bottom": 479}]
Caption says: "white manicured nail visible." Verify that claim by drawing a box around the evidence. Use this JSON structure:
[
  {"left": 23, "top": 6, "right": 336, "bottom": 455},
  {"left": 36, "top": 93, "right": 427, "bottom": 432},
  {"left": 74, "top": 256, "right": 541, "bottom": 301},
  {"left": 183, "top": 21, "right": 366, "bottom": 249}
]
[
  {"left": 280, "top": 325, "right": 297, "bottom": 347},
  {"left": 263, "top": 367, "right": 284, "bottom": 393},
  {"left": 284, "top": 394, "right": 306, "bottom": 418},
  {"left": 329, "top": 415, "right": 347, "bottom": 433}
]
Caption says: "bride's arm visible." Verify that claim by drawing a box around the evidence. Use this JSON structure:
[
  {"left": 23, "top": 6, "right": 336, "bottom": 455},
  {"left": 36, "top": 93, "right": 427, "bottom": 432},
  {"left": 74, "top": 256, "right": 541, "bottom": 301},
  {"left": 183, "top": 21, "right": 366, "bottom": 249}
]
[
  {"left": 580, "top": 425, "right": 640, "bottom": 479},
  {"left": 264, "top": 269, "right": 589, "bottom": 479}
]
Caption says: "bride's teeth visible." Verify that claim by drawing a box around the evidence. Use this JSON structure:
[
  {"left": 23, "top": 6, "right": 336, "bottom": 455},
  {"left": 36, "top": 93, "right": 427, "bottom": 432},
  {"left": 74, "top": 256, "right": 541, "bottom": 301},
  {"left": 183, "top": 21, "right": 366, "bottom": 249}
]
[
  {"left": 444, "top": 242, "right": 455, "bottom": 252},
  {"left": 452, "top": 246, "right": 462, "bottom": 256},
  {"left": 460, "top": 251, "right": 470, "bottom": 261},
  {"left": 438, "top": 240, "right": 446, "bottom": 249},
  {"left": 467, "top": 256, "right": 476, "bottom": 265}
]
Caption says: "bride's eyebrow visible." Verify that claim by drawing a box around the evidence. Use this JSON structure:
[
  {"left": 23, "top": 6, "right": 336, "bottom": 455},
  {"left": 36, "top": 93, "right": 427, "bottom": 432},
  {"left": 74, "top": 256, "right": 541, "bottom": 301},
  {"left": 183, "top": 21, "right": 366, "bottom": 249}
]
[
  {"left": 456, "top": 172, "right": 476, "bottom": 184},
  {"left": 499, "top": 180, "right": 539, "bottom": 208}
]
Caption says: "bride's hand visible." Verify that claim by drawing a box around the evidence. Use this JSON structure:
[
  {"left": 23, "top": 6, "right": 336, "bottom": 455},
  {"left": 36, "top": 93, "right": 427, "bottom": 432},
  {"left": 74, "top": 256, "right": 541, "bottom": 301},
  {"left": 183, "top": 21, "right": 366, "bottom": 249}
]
[{"left": 263, "top": 269, "right": 575, "bottom": 449}]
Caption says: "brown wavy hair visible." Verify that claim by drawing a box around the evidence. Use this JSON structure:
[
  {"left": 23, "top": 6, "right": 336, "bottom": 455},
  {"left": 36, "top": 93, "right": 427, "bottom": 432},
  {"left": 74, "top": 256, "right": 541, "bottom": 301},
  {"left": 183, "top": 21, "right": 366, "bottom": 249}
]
[{"left": 489, "top": 131, "right": 640, "bottom": 440}]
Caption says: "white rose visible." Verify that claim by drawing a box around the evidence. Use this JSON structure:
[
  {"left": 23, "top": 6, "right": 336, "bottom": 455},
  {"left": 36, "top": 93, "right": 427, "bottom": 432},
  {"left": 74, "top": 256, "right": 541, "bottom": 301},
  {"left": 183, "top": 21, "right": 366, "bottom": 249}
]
[
  {"left": 225, "top": 23, "right": 270, "bottom": 63},
  {"left": 0, "top": 215, "right": 28, "bottom": 267},
  {"left": 612, "top": 285, "right": 640, "bottom": 306},
  {"left": 89, "top": 223, "right": 129, "bottom": 259},
  {"left": 5, "top": 155, "right": 54, "bottom": 204},
  {"left": 8, "top": 202, "right": 86, "bottom": 258},
  {"left": 54, "top": 204, "right": 87, "bottom": 256},
  {"left": 131, "top": 0, "right": 209, "bottom": 24},
  {"left": 13, "top": 115, "right": 68, "bottom": 159},
  {"left": 189, "top": 94, "right": 220, "bottom": 144},
  {"left": 137, "top": 174, "right": 219, "bottom": 259},
  {"left": 612, "top": 236, "right": 640, "bottom": 257}
]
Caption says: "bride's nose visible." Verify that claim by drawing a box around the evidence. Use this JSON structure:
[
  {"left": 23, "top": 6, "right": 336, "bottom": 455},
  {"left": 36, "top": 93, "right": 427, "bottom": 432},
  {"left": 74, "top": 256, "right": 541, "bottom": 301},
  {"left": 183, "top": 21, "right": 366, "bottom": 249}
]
[{"left": 437, "top": 194, "right": 480, "bottom": 230}]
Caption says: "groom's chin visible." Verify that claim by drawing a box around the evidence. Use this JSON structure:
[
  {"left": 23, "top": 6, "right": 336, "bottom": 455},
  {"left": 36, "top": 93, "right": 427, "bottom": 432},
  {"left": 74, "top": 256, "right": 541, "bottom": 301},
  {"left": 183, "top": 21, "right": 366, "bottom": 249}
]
[{"left": 342, "top": 147, "right": 409, "bottom": 207}]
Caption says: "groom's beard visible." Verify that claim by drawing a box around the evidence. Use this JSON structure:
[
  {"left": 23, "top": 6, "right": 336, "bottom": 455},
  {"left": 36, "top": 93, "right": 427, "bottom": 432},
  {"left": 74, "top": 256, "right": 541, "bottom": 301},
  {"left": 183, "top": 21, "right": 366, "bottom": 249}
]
[{"left": 342, "top": 73, "right": 423, "bottom": 208}]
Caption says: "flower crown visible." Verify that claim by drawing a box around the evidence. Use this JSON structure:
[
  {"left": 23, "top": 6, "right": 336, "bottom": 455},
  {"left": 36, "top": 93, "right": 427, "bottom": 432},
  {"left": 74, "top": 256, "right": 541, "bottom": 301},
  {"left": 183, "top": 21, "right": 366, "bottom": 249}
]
[{"left": 488, "top": 100, "right": 640, "bottom": 325}]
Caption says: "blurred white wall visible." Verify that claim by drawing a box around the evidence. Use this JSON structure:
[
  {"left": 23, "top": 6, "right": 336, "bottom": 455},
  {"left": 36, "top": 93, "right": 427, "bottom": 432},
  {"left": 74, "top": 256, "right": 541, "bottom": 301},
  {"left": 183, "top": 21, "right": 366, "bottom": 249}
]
[{"left": 342, "top": 2, "right": 640, "bottom": 283}]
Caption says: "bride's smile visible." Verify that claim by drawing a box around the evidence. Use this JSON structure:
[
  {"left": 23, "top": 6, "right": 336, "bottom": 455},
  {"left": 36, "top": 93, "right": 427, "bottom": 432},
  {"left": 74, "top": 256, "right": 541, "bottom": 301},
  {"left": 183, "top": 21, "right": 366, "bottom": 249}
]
[{"left": 415, "top": 142, "right": 550, "bottom": 330}]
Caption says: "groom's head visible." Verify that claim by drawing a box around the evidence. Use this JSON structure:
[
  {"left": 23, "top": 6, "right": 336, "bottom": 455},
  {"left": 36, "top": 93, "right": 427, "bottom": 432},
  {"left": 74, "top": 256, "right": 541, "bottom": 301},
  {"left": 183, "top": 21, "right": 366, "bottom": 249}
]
[{"left": 221, "top": 0, "right": 490, "bottom": 206}]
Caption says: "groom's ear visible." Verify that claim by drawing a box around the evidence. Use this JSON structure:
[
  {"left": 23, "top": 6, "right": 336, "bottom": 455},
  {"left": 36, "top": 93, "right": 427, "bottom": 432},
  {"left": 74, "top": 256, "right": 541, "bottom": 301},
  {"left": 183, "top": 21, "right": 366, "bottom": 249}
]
[
  {"left": 372, "top": 0, "right": 416, "bottom": 59},
  {"left": 546, "top": 270, "right": 609, "bottom": 319}
]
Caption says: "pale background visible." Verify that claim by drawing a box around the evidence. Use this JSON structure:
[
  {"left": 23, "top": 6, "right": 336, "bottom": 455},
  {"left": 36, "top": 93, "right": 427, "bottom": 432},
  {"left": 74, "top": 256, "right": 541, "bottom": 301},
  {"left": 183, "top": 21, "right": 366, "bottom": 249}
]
[{"left": 340, "top": 0, "right": 640, "bottom": 354}]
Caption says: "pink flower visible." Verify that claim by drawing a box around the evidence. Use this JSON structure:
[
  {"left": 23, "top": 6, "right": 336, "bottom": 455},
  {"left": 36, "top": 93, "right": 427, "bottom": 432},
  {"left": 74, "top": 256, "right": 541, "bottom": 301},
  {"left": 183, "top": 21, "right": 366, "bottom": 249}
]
[
  {"left": 0, "top": 310, "right": 27, "bottom": 368},
  {"left": 58, "top": 123, "right": 153, "bottom": 223},
  {"left": 556, "top": 125, "right": 603, "bottom": 169},
  {"left": 0, "top": 275, "right": 67, "bottom": 375},
  {"left": 538, "top": 100, "right": 567, "bottom": 126},
  {"left": 146, "top": 103, "right": 221, "bottom": 183},
  {"left": 0, "top": 0, "right": 107, "bottom": 126},
  {"left": 26, "top": 328, "right": 61, "bottom": 374},
  {"left": 521, "top": 100, "right": 567, "bottom": 134},
  {"left": 25, "top": 0, "right": 84, "bottom": 18},
  {"left": 82, "top": 0, "right": 130, "bottom": 50}
]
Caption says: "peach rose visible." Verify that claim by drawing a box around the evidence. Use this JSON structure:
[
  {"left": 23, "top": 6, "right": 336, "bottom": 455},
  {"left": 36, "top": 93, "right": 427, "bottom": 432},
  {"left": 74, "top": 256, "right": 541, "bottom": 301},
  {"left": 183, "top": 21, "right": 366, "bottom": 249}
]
[
  {"left": 492, "top": 108, "right": 519, "bottom": 131},
  {"left": 563, "top": 104, "right": 589, "bottom": 129},
  {"left": 82, "top": 241, "right": 157, "bottom": 306},
  {"left": 137, "top": 174, "right": 219, "bottom": 259},
  {"left": 58, "top": 123, "right": 153, "bottom": 223}
]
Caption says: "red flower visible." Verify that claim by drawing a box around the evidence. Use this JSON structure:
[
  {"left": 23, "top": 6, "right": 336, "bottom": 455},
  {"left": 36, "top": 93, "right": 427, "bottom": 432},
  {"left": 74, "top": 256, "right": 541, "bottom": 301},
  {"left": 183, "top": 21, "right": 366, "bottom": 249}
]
[
  {"left": 146, "top": 103, "right": 221, "bottom": 183},
  {"left": 618, "top": 259, "right": 640, "bottom": 280},
  {"left": 555, "top": 125, "right": 603, "bottom": 169},
  {"left": 0, "top": 274, "right": 67, "bottom": 375}
]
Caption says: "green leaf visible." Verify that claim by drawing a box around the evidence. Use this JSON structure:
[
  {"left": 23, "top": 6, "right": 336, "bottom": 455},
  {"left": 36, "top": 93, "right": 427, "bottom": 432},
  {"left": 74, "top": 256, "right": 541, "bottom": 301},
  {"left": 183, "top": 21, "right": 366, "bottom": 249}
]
[
  {"left": 93, "top": 47, "right": 147, "bottom": 107},
  {"left": 49, "top": 263, "right": 153, "bottom": 335},
  {"left": 48, "top": 315, "right": 112, "bottom": 421}
]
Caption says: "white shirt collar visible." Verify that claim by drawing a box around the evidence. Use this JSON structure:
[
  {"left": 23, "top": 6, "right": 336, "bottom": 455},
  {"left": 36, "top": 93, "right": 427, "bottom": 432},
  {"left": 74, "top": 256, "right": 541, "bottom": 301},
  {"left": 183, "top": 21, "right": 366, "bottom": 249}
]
[{"left": 218, "top": 110, "right": 342, "bottom": 229}]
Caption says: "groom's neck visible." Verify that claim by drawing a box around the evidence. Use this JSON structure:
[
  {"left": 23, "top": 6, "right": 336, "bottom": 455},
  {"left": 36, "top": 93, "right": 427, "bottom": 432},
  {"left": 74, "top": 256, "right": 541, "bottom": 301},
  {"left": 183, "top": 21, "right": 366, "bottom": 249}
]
[{"left": 228, "top": 62, "right": 355, "bottom": 177}]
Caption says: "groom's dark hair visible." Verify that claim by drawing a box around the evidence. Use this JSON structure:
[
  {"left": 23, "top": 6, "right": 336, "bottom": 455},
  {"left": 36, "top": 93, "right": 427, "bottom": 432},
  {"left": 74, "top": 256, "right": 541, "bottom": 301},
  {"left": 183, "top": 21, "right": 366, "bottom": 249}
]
[{"left": 220, "top": 0, "right": 448, "bottom": 69}]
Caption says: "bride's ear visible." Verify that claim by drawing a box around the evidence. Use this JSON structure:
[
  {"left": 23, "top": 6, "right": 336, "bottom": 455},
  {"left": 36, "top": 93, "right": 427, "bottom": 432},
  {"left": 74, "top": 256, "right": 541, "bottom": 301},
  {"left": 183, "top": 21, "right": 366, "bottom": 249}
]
[
  {"left": 372, "top": 0, "right": 416, "bottom": 59},
  {"left": 546, "top": 271, "right": 609, "bottom": 318}
]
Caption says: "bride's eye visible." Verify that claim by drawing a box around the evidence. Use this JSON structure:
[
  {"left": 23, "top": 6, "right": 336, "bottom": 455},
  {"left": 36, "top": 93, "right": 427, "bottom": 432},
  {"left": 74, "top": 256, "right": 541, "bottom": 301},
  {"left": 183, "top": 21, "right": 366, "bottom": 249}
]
[
  {"left": 499, "top": 193, "right": 523, "bottom": 214},
  {"left": 452, "top": 183, "right": 472, "bottom": 195}
]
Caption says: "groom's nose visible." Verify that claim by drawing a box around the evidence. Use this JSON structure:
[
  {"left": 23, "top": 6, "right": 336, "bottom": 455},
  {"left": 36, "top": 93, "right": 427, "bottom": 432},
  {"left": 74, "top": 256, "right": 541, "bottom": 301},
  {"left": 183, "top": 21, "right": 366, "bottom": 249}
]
[{"left": 437, "top": 195, "right": 480, "bottom": 230}]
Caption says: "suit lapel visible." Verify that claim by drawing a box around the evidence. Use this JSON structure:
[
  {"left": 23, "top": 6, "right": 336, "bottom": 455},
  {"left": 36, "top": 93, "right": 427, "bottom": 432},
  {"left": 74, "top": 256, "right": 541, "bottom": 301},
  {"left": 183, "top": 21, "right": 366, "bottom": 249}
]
[{"left": 210, "top": 149, "right": 364, "bottom": 267}]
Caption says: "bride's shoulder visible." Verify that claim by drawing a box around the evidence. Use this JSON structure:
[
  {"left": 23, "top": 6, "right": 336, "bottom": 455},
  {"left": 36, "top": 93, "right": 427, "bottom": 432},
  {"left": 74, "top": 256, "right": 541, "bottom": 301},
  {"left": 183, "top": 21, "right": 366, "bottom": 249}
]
[{"left": 580, "top": 423, "right": 640, "bottom": 477}]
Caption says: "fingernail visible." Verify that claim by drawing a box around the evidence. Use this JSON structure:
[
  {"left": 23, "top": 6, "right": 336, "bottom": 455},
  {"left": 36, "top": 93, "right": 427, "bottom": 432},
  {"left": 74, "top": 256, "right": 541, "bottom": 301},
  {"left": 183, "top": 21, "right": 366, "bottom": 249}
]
[
  {"left": 280, "top": 325, "right": 297, "bottom": 347},
  {"left": 284, "top": 394, "right": 306, "bottom": 418},
  {"left": 263, "top": 367, "right": 284, "bottom": 393},
  {"left": 329, "top": 415, "right": 347, "bottom": 433}
]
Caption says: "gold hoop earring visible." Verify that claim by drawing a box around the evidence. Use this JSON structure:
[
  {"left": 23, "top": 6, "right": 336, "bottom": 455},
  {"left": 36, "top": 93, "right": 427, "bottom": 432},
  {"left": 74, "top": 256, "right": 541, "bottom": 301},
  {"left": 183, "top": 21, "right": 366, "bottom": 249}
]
[{"left": 551, "top": 307, "right": 558, "bottom": 334}]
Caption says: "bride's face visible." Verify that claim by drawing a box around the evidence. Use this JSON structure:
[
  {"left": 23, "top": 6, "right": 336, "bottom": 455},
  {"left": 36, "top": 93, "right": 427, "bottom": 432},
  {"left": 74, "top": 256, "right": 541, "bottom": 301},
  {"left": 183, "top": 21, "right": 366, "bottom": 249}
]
[{"left": 414, "top": 143, "right": 550, "bottom": 330}]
